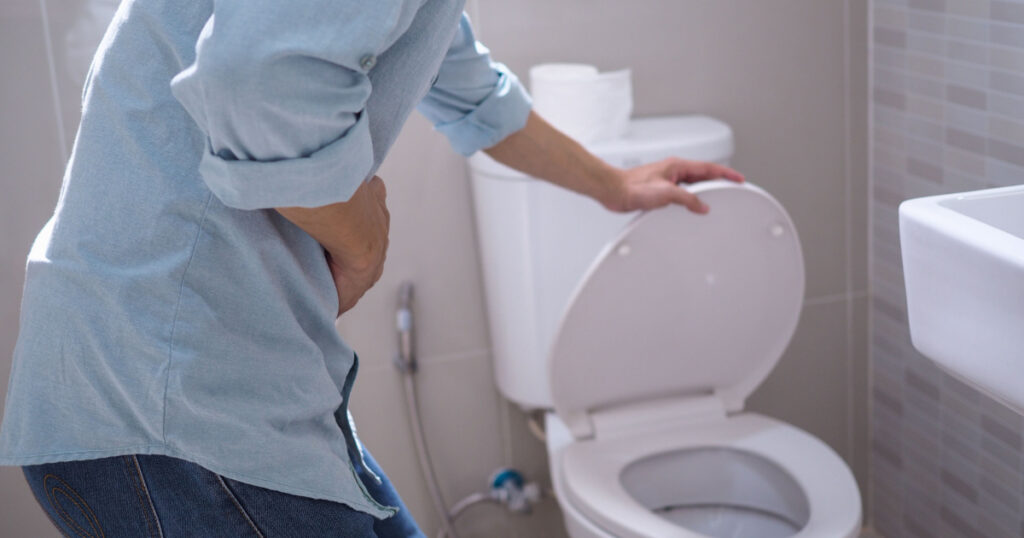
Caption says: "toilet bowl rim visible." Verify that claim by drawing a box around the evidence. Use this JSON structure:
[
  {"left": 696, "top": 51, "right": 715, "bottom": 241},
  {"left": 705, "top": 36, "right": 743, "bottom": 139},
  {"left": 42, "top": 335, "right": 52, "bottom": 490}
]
[{"left": 553, "top": 412, "right": 862, "bottom": 538}]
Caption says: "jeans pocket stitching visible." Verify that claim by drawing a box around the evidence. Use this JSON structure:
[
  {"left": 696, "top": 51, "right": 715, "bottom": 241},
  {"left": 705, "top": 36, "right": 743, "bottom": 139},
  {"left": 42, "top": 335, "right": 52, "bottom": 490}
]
[
  {"left": 123, "top": 456, "right": 164, "bottom": 538},
  {"left": 215, "top": 474, "right": 265, "bottom": 538},
  {"left": 42, "top": 474, "right": 105, "bottom": 538}
]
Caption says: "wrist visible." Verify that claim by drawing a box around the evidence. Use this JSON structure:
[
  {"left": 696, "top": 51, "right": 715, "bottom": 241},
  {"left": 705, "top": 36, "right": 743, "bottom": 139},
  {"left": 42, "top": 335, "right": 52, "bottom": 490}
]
[
  {"left": 594, "top": 165, "right": 628, "bottom": 212},
  {"left": 326, "top": 243, "right": 378, "bottom": 275}
]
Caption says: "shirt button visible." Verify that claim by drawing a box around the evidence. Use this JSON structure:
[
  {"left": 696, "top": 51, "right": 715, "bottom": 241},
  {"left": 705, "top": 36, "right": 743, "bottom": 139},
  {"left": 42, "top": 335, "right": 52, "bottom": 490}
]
[{"left": 359, "top": 54, "right": 377, "bottom": 71}]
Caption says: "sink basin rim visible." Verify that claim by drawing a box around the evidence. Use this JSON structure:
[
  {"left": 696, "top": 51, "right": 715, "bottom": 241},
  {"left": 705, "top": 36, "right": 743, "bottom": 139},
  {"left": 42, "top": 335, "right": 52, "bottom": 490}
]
[{"left": 898, "top": 184, "right": 1024, "bottom": 269}]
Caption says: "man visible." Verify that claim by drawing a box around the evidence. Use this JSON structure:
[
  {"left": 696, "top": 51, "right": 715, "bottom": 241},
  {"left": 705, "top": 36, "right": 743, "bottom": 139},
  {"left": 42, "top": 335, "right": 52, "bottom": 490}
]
[{"left": 0, "top": 1, "right": 742, "bottom": 536}]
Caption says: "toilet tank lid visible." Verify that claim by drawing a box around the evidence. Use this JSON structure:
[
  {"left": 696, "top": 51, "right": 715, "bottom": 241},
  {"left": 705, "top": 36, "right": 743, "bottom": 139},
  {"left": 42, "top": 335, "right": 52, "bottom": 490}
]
[
  {"left": 469, "top": 115, "right": 734, "bottom": 180},
  {"left": 548, "top": 182, "right": 805, "bottom": 440}
]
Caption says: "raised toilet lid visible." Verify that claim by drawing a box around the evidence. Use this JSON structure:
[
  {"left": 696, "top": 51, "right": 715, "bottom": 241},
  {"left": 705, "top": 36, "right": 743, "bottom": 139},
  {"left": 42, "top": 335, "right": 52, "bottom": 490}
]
[{"left": 548, "top": 181, "right": 805, "bottom": 438}]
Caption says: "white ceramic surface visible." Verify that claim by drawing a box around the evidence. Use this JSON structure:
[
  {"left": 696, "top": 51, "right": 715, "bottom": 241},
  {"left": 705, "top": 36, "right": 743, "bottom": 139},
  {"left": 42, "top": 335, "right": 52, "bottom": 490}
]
[
  {"left": 470, "top": 115, "right": 734, "bottom": 410},
  {"left": 899, "top": 184, "right": 1024, "bottom": 414},
  {"left": 548, "top": 182, "right": 804, "bottom": 439},
  {"left": 545, "top": 412, "right": 861, "bottom": 538},
  {"left": 483, "top": 160, "right": 861, "bottom": 537}
]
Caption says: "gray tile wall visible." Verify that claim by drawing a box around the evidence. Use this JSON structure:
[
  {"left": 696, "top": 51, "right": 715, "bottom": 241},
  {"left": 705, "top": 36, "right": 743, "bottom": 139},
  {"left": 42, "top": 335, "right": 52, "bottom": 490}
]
[{"left": 870, "top": 1, "right": 1024, "bottom": 537}]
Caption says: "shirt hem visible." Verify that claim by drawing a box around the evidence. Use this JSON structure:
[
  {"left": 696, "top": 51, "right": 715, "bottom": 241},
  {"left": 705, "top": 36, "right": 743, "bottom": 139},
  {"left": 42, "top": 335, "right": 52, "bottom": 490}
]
[{"left": 0, "top": 444, "right": 398, "bottom": 519}]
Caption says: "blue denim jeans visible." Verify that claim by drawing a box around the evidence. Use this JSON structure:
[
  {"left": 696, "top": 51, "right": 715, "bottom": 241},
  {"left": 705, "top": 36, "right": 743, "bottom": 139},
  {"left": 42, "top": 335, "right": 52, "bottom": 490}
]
[{"left": 22, "top": 449, "right": 424, "bottom": 537}]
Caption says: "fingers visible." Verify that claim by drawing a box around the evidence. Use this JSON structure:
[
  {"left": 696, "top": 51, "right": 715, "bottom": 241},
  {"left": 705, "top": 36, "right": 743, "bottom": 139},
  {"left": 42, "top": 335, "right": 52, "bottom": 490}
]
[
  {"left": 368, "top": 175, "right": 390, "bottom": 233},
  {"left": 668, "top": 158, "right": 745, "bottom": 184},
  {"left": 330, "top": 175, "right": 391, "bottom": 317},
  {"left": 670, "top": 185, "right": 709, "bottom": 214},
  {"left": 331, "top": 252, "right": 387, "bottom": 317}
]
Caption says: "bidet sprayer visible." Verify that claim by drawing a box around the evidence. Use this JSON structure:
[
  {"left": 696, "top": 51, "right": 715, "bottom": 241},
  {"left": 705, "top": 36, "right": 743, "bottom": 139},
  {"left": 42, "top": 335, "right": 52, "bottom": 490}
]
[{"left": 395, "top": 281, "right": 416, "bottom": 373}]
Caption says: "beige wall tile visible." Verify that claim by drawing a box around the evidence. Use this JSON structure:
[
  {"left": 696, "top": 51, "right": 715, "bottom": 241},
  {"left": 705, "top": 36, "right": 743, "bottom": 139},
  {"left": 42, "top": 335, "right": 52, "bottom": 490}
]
[
  {"left": 749, "top": 300, "right": 853, "bottom": 469},
  {"left": 40, "top": 0, "right": 116, "bottom": 159},
  {"left": 501, "top": 401, "right": 552, "bottom": 494},
  {"left": 500, "top": 402, "right": 569, "bottom": 538},
  {"left": 511, "top": 495, "right": 570, "bottom": 538},
  {"left": 477, "top": 0, "right": 853, "bottom": 298},
  {"left": 0, "top": 3, "right": 69, "bottom": 537},
  {"left": 453, "top": 504, "right": 515, "bottom": 538},
  {"left": 0, "top": 466, "right": 60, "bottom": 538},
  {"left": 848, "top": 0, "right": 870, "bottom": 294},
  {"left": 851, "top": 294, "right": 870, "bottom": 506},
  {"left": 410, "top": 356, "right": 506, "bottom": 503}
]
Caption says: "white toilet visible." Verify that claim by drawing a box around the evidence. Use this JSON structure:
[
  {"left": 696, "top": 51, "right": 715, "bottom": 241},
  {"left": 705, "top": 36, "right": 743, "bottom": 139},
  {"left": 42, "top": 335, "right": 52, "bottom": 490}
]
[{"left": 468, "top": 115, "right": 862, "bottom": 538}]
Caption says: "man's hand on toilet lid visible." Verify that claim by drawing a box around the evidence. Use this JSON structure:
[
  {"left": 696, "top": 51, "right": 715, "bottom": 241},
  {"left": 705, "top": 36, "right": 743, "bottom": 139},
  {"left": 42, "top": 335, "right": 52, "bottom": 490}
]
[{"left": 605, "top": 157, "right": 745, "bottom": 215}]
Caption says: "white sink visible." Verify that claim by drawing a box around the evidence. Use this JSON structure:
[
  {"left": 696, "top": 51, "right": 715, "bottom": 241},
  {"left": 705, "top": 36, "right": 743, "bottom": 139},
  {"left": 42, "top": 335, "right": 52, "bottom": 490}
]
[{"left": 899, "top": 184, "right": 1024, "bottom": 412}]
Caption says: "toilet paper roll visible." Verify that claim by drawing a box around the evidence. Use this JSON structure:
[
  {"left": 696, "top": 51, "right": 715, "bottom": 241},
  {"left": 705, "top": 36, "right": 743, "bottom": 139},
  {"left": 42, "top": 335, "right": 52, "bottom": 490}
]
[{"left": 529, "top": 63, "right": 633, "bottom": 145}]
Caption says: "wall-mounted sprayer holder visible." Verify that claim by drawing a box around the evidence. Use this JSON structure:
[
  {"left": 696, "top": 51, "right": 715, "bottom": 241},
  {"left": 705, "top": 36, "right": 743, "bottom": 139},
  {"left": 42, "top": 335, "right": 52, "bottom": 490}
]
[
  {"left": 393, "top": 282, "right": 544, "bottom": 538},
  {"left": 394, "top": 282, "right": 416, "bottom": 373}
]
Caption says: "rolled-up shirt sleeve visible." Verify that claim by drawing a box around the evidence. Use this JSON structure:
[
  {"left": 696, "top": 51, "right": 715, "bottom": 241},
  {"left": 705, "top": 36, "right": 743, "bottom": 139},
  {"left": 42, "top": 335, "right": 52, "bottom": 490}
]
[
  {"left": 170, "top": 1, "right": 399, "bottom": 210},
  {"left": 417, "top": 13, "right": 532, "bottom": 157}
]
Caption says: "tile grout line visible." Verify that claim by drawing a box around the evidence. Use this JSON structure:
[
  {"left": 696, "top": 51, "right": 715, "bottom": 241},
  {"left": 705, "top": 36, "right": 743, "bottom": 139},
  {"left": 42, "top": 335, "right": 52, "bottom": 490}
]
[
  {"left": 843, "top": 0, "right": 858, "bottom": 500},
  {"left": 877, "top": 16, "right": 1024, "bottom": 58},
  {"left": 871, "top": 61, "right": 1024, "bottom": 113},
  {"left": 37, "top": 0, "right": 68, "bottom": 164},
  {"left": 871, "top": 46, "right": 1024, "bottom": 112},
  {"left": 804, "top": 291, "right": 861, "bottom": 307},
  {"left": 867, "top": 0, "right": 878, "bottom": 529},
  {"left": 871, "top": 124, "right": 1024, "bottom": 179},
  {"left": 416, "top": 347, "right": 492, "bottom": 365},
  {"left": 363, "top": 283, "right": 870, "bottom": 376},
  {"left": 889, "top": 4, "right": 1023, "bottom": 28},
  {"left": 364, "top": 285, "right": 872, "bottom": 375},
  {"left": 357, "top": 347, "right": 493, "bottom": 374},
  {"left": 871, "top": 50, "right": 1024, "bottom": 87}
]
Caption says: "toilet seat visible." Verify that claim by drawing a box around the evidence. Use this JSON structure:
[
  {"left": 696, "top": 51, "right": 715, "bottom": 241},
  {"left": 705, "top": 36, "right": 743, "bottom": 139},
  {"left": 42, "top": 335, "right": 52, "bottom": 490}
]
[
  {"left": 547, "top": 181, "right": 805, "bottom": 439},
  {"left": 543, "top": 181, "right": 860, "bottom": 537},
  {"left": 557, "top": 413, "right": 861, "bottom": 538}
]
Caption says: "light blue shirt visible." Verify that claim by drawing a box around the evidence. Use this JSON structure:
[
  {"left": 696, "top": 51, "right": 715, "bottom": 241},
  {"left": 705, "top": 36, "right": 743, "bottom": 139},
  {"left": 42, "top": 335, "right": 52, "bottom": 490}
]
[{"left": 0, "top": 0, "right": 530, "bottom": 518}]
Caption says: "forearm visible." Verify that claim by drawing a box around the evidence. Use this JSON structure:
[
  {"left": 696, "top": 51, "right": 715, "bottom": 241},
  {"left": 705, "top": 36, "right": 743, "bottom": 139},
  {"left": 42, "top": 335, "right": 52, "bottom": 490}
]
[
  {"left": 276, "top": 205, "right": 367, "bottom": 267},
  {"left": 275, "top": 177, "right": 388, "bottom": 272},
  {"left": 484, "top": 111, "right": 625, "bottom": 209}
]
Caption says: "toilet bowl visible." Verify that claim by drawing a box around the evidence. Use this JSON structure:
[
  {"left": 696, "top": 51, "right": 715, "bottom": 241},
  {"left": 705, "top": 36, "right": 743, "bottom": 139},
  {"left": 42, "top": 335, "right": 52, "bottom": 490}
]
[
  {"left": 468, "top": 115, "right": 862, "bottom": 538},
  {"left": 546, "top": 411, "right": 861, "bottom": 538}
]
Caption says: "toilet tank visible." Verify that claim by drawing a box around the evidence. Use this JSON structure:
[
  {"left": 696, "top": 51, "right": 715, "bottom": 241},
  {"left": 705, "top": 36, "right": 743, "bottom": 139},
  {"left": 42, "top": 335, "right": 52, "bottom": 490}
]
[{"left": 469, "top": 115, "right": 734, "bottom": 410}]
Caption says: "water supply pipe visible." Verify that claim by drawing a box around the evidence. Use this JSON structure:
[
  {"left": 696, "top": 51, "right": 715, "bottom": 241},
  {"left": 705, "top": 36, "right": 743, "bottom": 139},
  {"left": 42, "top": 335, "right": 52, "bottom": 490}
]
[
  {"left": 394, "top": 282, "right": 543, "bottom": 538},
  {"left": 394, "top": 282, "right": 460, "bottom": 538}
]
